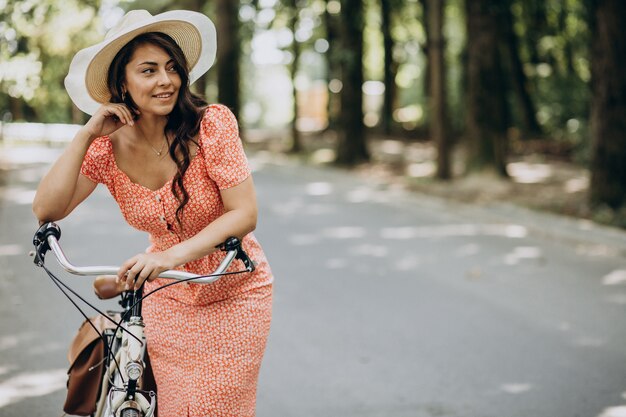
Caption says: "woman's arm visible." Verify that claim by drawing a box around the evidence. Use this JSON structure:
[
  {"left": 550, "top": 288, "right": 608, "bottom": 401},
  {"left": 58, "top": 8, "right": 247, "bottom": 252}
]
[
  {"left": 32, "top": 129, "right": 98, "bottom": 222},
  {"left": 118, "top": 176, "right": 258, "bottom": 289},
  {"left": 32, "top": 103, "right": 135, "bottom": 223}
]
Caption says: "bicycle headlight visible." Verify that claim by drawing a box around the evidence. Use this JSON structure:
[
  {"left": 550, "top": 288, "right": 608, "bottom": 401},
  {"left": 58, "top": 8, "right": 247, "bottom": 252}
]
[{"left": 126, "top": 362, "right": 143, "bottom": 381}]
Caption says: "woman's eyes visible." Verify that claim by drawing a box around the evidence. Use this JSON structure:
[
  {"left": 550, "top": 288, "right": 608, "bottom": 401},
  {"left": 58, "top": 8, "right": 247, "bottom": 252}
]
[{"left": 141, "top": 66, "right": 178, "bottom": 74}]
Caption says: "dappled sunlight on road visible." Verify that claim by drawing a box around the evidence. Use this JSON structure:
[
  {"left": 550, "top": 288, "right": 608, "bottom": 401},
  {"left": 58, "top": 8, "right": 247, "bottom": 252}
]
[
  {"left": 325, "top": 258, "right": 348, "bottom": 269},
  {"left": 26, "top": 342, "right": 64, "bottom": 356},
  {"left": 288, "top": 233, "right": 321, "bottom": 245},
  {"left": 393, "top": 255, "right": 421, "bottom": 271},
  {"left": 270, "top": 197, "right": 304, "bottom": 216},
  {"left": 0, "top": 369, "right": 66, "bottom": 408},
  {"left": 596, "top": 405, "right": 626, "bottom": 417},
  {"left": 322, "top": 226, "right": 367, "bottom": 239},
  {"left": 499, "top": 383, "right": 533, "bottom": 394},
  {"left": 602, "top": 269, "right": 626, "bottom": 285},
  {"left": 508, "top": 162, "right": 553, "bottom": 184},
  {"left": 306, "top": 181, "right": 333, "bottom": 196},
  {"left": 380, "top": 224, "right": 528, "bottom": 239},
  {"left": 605, "top": 293, "right": 626, "bottom": 305},
  {"left": 0, "top": 333, "right": 37, "bottom": 352},
  {"left": 0, "top": 186, "right": 35, "bottom": 205},
  {"left": 345, "top": 184, "right": 406, "bottom": 203},
  {"left": 573, "top": 336, "right": 605, "bottom": 347},
  {"left": 406, "top": 161, "right": 436, "bottom": 178},
  {"left": 349, "top": 244, "right": 388, "bottom": 257},
  {"left": 564, "top": 176, "right": 589, "bottom": 193},
  {"left": 0, "top": 366, "right": 17, "bottom": 377},
  {"left": 0, "top": 244, "right": 24, "bottom": 256},
  {"left": 269, "top": 197, "right": 336, "bottom": 216},
  {"left": 455, "top": 243, "right": 481, "bottom": 257},
  {"left": 503, "top": 246, "right": 543, "bottom": 265}
]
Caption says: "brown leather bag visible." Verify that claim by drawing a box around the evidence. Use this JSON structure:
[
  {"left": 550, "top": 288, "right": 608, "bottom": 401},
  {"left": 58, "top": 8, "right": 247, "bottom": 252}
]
[
  {"left": 63, "top": 314, "right": 118, "bottom": 416},
  {"left": 63, "top": 314, "right": 159, "bottom": 416}
]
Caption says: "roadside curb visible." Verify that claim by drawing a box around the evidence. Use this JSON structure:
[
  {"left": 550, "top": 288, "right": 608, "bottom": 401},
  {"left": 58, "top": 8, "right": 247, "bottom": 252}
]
[{"left": 434, "top": 197, "right": 626, "bottom": 258}]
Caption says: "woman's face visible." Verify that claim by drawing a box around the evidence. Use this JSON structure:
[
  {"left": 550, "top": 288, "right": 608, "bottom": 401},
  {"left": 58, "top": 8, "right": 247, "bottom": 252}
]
[{"left": 124, "top": 43, "right": 181, "bottom": 116}]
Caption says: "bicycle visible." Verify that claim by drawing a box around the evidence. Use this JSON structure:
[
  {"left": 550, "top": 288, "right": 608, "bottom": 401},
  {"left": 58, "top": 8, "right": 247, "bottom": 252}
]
[{"left": 32, "top": 222, "right": 255, "bottom": 417}]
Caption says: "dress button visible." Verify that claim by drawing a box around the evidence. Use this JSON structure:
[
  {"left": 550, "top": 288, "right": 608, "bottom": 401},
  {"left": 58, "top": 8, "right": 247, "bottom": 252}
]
[
  {"left": 159, "top": 215, "right": 166, "bottom": 222},
  {"left": 155, "top": 195, "right": 161, "bottom": 202}
]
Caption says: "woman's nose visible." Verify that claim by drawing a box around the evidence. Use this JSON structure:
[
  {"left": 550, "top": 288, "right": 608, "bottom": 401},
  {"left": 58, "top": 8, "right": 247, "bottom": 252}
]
[{"left": 157, "top": 68, "right": 173, "bottom": 86}]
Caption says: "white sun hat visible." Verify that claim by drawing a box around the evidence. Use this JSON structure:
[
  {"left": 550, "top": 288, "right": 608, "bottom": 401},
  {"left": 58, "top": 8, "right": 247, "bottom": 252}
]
[{"left": 64, "top": 9, "right": 217, "bottom": 115}]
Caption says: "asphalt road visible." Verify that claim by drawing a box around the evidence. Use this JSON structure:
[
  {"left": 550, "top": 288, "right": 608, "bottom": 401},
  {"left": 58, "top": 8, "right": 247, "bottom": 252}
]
[{"left": 1, "top": 147, "right": 626, "bottom": 417}]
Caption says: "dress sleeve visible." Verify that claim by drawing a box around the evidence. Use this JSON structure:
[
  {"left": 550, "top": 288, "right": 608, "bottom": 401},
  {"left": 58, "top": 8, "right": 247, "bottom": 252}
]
[
  {"left": 199, "top": 104, "right": 251, "bottom": 190},
  {"left": 80, "top": 136, "right": 110, "bottom": 184}
]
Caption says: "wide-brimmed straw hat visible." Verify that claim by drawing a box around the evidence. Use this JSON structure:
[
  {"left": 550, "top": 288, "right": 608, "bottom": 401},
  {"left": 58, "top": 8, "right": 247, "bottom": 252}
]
[{"left": 65, "top": 9, "right": 216, "bottom": 115}]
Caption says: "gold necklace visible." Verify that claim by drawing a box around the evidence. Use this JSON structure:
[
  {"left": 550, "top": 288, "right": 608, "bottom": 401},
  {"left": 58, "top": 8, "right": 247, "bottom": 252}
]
[{"left": 143, "top": 134, "right": 168, "bottom": 157}]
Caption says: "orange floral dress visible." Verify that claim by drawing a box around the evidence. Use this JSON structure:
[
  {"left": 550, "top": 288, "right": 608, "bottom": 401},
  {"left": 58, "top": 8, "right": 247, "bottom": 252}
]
[{"left": 80, "top": 104, "right": 273, "bottom": 417}]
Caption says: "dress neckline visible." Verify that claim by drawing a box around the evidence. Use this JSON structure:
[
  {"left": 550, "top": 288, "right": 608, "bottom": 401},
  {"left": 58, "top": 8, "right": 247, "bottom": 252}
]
[{"left": 103, "top": 135, "right": 200, "bottom": 193}]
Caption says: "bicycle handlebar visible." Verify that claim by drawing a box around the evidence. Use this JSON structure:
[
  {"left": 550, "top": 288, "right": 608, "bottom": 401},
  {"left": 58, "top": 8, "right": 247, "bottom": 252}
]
[{"left": 33, "top": 222, "right": 254, "bottom": 284}]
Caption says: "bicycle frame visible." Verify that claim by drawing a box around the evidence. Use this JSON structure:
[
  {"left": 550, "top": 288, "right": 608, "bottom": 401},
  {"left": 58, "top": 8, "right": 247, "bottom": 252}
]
[
  {"left": 95, "top": 290, "right": 155, "bottom": 417},
  {"left": 32, "top": 222, "right": 255, "bottom": 417}
]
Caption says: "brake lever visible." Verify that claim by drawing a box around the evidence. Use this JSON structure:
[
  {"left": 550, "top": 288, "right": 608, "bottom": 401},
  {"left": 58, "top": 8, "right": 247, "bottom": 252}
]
[
  {"left": 32, "top": 222, "right": 62, "bottom": 267},
  {"left": 217, "top": 237, "right": 256, "bottom": 273}
]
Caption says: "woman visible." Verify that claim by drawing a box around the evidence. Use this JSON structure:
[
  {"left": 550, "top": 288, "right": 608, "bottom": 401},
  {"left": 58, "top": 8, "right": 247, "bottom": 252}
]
[{"left": 32, "top": 10, "right": 273, "bottom": 417}]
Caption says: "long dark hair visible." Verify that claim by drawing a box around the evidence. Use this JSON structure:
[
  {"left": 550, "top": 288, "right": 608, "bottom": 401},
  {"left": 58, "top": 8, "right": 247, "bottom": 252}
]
[{"left": 107, "top": 32, "right": 207, "bottom": 229}]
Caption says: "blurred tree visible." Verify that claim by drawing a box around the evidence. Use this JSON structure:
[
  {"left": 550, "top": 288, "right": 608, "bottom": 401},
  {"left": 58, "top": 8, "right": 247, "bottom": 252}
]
[
  {"left": 285, "top": 0, "right": 303, "bottom": 152},
  {"left": 335, "top": 0, "right": 369, "bottom": 165},
  {"left": 426, "top": 0, "right": 450, "bottom": 179},
  {"left": 511, "top": 0, "right": 590, "bottom": 139},
  {"left": 182, "top": 0, "right": 208, "bottom": 96},
  {"left": 324, "top": 0, "right": 340, "bottom": 130},
  {"left": 519, "top": 0, "right": 546, "bottom": 65},
  {"left": 215, "top": 0, "right": 241, "bottom": 120},
  {"left": 0, "top": 0, "right": 100, "bottom": 123},
  {"left": 465, "top": 0, "right": 508, "bottom": 176},
  {"left": 418, "top": 0, "right": 430, "bottom": 106},
  {"left": 501, "top": 0, "right": 541, "bottom": 136},
  {"left": 380, "top": 0, "right": 401, "bottom": 135},
  {"left": 588, "top": 0, "right": 626, "bottom": 210}
]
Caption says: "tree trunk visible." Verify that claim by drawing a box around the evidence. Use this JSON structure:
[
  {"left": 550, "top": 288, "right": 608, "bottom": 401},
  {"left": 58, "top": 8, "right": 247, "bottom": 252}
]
[
  {"left": 502, "top": 0, "right": 541, "bottom": 136},
  {"left": 427, "top": 0, "right": 451, "bottom": 179},
  {"left": 521, "top": 0, "right": 546, "bottom": 65},
  {"left": 215, "top": 0, "right": 240, "bottom": 121},
  {"left": 465, "top": 0, "right": 509, "bottom": 176},
  {"left": 288, "top": 0, "right": 302, "bottom": 153},
  {"left": 419, "top": 0, "right": 431, "bottom": 103},
  {"left": 589, "top": 0, "right": 626, "bottom": 209},
  {"left": 324, "top": 0, "right": 339, "bottom": 130},
  {"left": 558, "top": 4, "right": 576, "bottom": 76},
  {"left": 335, "top": 0, "right": 369, "bottom": 165},
  {"left": 9, "top": 96, "right": 23, "bottom": 121},
  {"left": 380, "top": 0, "right": 397, "bottom": 136}
]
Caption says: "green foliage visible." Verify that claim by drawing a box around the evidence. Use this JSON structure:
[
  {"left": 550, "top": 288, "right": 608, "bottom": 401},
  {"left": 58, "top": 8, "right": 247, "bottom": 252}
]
[
  {"left": 0, "top": 0, "right": 597, "bottom": 150},
  {"left": 511, "top": 0, "right": 591, "bottom": 140},
  {"left": 1, "top": 0, "right": 102, "bottom": 122}
]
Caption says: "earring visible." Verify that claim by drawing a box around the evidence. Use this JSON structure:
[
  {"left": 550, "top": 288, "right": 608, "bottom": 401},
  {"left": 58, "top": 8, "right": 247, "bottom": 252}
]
[{"left": 122, "top": 91, "right": 126, "bottom": 101}]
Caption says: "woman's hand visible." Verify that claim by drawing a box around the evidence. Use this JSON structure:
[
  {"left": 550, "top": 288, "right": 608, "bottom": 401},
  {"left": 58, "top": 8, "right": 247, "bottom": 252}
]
[
  {"left": 83, "top": 103, "right": 139, "bottom": 140},
  {"left": 117, "top": 251, "right": 176, "bottom": 290}
]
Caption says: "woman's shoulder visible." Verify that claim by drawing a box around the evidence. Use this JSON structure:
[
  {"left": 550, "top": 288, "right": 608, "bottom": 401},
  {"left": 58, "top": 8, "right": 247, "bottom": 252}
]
[
  {"left": 87, "top": 135, "right": 113, "bottom": 156},
  {"left": 200, "top": 104, "right": 238, "bottom": 136}
]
